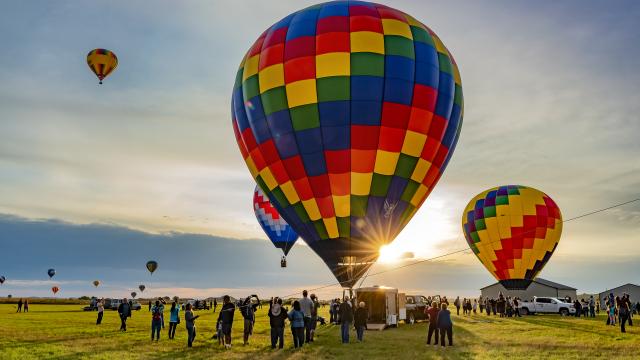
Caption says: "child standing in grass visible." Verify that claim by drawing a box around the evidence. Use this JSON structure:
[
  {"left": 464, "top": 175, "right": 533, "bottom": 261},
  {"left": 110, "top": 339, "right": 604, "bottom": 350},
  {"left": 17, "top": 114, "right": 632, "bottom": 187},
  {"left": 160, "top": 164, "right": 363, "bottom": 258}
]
[{"left": 437, "top": 303, "right": 453, "bottom": 347}]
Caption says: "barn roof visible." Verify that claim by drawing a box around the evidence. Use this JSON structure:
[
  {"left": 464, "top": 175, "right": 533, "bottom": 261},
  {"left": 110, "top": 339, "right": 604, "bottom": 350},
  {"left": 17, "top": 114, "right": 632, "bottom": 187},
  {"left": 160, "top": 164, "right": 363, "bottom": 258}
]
[{"left": 597, "top": 283, "right": 640, "bottom": 295}]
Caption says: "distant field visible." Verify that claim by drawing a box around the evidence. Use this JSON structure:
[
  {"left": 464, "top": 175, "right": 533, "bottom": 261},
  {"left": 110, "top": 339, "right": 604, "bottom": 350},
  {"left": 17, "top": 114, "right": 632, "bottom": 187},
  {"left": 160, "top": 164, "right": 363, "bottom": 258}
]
[{"left": 0, "top": 304, "right": 638, "bottom": 359}]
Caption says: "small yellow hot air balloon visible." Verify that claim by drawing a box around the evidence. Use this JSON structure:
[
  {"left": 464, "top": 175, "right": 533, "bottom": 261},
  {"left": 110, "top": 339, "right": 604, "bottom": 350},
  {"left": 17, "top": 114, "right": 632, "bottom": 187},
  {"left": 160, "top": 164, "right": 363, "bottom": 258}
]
[
  {"left": 87, "top": 49, "right": 118, "bottom": 84},
  {"left": 462, "top": 185, "right": 562, "bottom": 290}
]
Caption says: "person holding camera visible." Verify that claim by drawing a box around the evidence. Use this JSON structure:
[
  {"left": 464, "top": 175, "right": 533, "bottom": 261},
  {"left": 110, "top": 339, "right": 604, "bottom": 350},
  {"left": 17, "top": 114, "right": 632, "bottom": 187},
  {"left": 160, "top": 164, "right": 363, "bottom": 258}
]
[{"left": 268, "top": 297, "right": 288, "bottom": 349}]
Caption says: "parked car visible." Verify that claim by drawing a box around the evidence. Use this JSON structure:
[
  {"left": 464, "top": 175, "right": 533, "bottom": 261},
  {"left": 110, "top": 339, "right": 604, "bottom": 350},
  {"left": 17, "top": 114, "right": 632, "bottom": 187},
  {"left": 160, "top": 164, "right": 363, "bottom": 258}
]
[
  {"left": 181, "top": 299, "right": 210, "bottom": 311},
  {"left": 404, "top": 295, "right": 430, "bottom": 324},
  {"left": 131, "top": 301, "right": 142, "bottom": 311},
  {"left": 110, "top": 299, "right": 122, "bottom": 310},
  {"left": 518, "top": 297, "right": 576, "bottom": 316}
]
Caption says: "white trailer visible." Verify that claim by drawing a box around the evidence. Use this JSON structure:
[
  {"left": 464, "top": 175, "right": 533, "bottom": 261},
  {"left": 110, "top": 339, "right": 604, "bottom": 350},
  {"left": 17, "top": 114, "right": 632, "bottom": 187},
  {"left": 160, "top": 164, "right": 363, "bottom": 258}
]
[{"left": 354, "top": 286, "right": 402, "bottom": 330}]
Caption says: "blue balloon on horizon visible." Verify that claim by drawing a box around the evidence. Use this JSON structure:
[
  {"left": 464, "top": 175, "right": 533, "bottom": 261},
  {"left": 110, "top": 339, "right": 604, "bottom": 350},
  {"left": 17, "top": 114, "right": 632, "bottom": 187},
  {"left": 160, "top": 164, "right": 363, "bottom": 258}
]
[{"left": 47, "top": 268, "right": 56, "bottom": 279}]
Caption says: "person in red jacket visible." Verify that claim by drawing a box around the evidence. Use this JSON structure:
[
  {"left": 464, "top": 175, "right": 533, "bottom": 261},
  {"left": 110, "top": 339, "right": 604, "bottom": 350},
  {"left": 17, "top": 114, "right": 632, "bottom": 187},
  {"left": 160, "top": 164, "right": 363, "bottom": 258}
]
[{"left": 424, "top": 301, "right": 440, "bottom": 345}]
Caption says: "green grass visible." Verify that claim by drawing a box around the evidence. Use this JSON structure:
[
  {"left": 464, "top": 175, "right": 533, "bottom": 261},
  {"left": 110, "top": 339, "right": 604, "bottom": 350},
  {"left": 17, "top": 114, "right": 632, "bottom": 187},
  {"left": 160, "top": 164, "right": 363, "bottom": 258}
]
[{"left": 0, "top": 304, "right": 638, "bottom": 359}]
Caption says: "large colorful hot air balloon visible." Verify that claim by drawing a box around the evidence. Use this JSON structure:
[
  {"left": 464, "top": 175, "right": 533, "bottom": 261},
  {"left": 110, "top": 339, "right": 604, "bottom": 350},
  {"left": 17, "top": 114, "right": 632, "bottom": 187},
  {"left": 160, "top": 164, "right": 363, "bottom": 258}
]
[
  {"left": 254, "top": 185, "right": 299, "bottom": 257},
  {"left": 232, "top": 1, "right": 463, "bottom": 288},
  {"left": 51, "top": 286, "right": 59, "bottom": 295},
  {"left": 87, "top": 49, "right": 118, "bottom": 84},
  {"left": 139, "top": 285, "right": 146, "bottom": 292},
  {"left": 146, "top": 261, "right": 158, "bottom": 275},
  {"left": 0, "top": 276, "right": 5, "bottom": 285},
  {"left": 93, "top": 280, "right": 100, "bottom": 288},
  {"left": 47, "top": 269, "right": 56, "bottom": 279},
  {"left": 462, "top": 185, "right": 562, "bottom": 290}
]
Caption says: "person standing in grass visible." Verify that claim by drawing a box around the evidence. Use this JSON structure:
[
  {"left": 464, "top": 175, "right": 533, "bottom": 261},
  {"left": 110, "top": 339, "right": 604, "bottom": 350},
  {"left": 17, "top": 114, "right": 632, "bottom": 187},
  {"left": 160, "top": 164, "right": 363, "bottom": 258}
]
[
  {"left": 268, "top": 297, "right": 288, "bottom": 349},
  {"left": 339, "top": 296, "right": 354, "bottom": 344},
  {"left": 16, "top": 298, "right": 22, "bottom": 313},
  {"left": 218, "top": 295, "right": 235, "bottom": 349},
  {"left": 241, "top": 295, "right": 259, "bottom": 345},
  {"left": 23, "top": 299, "right": 29, "bottom": 312},
  {"left": 150, "top": 300, "right": 163, "bottom": 341},
  {"left": 185, "top": 303, "right": 199, "bottom": 348},
  {"left": 118, "top": 298, "right": 131, "bottom": 331},
  {"left": 288, "top": 300, "right": 305, "bottom": 348},
  {"left": 299, "top": 290, "right": 314, "bottom": 344},
  {"left": 425, "top": 301, "right": 440, "bottom": 345},
  {"left": 453, "top": 296, "right": 460, "bottom": 315},
  {"left": 309, "top": 294, "right": 320, "bottom": 342},
  {"left": 148, "top": 300, "right": 151, "bottom": 312},
  {"left": 213, "top": 298, "right": 217, "bottom": 313},
  {"left": 168, "top": 301, "right": 180, "bottom": 339},
  {"left": 437, "top": 303, "right": 453, "bottom": 347},
  {"left": 619, "top": 295, "right": 630, "bottom": 333},
  {"left": 96, "top": 299, "right": 104, "bottom": 325},
  {"left": 354, "top": 301, "right": 367, "bottom": 342}
]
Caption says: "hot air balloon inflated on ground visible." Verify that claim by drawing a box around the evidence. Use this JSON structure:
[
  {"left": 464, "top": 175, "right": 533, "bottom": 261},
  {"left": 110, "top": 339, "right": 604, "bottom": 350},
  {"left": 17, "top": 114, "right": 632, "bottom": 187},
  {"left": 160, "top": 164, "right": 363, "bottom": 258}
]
[
  {"left": 232, "top": 1, "right": 463, "bottom": 288},
  {"left": 87, "top": 49, "right": 118, "bottom": 84},
  {"left": 462, "top": 185, "right": 562, "bottom": 290},
  {"left": 93, "top": 280, "right": 100, "bottom": 287},
  {"left": 146, "top": 261, "right": 158, "bottom": 275},
  {"left": 47, "top": 269, "right": 56, "bottom": 279},
  {"left": 139, "top": 285, "right": 146, "bottom": 292},
  {"left": 254, "top": 185, "right": 299, "bottom": 266},
  {"left": 51, "top": 286, "right": 59, "bottom": 295}
]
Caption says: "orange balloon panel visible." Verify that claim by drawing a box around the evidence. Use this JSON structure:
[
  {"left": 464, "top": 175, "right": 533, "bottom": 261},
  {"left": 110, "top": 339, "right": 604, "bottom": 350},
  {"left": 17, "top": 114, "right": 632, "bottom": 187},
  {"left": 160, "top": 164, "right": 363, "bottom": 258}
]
[{"left": 462, "top": 185, "right": 562, "bottom": 289}]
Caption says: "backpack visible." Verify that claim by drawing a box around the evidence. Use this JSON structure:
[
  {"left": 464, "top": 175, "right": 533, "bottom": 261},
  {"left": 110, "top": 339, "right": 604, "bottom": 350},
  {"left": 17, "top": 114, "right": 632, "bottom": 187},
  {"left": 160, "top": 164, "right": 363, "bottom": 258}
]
[{"left": 152, "top": 307, "right": 161, "bottom": 321}]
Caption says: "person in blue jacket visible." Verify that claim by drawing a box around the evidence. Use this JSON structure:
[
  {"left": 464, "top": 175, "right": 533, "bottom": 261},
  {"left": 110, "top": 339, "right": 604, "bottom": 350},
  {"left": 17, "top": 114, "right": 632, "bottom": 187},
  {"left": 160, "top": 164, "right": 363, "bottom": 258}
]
[
  {"left": 168, "top": 301, "right": 180, "bottom": 339},
  {"left": 437, "top": 303, "right": 453, "bottom": 347},
  {"left": 288, "top": 300, "right": 305, "bottom": 348}
]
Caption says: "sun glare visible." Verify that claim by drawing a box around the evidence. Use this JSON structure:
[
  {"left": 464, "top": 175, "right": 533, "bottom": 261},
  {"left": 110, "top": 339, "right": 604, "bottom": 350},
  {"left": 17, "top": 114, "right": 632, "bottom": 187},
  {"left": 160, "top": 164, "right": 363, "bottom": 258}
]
[{"left": 378, "top": 244, "right": 402, "bottom": 264}]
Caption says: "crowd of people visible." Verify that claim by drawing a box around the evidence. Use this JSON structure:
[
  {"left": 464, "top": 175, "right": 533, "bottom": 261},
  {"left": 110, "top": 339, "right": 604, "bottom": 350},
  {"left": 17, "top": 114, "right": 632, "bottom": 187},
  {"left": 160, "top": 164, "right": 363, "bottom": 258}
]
[{"left": 13, "top": 289, "right": 636, "bottom": 350}]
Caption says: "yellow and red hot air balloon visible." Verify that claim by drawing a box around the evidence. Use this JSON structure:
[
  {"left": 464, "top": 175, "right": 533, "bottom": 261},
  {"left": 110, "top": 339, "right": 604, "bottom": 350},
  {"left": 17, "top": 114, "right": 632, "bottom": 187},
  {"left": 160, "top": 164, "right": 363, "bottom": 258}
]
[
  {"left": 87, "top": 49, "right": 118, "bottom": 84},
  {"left": 462, "top": 185, "right": 562, "bottom": 290},
  {"left": 231, "top": 1, "right": 463, "bottom": 288},
  {"left": 51, "top": 286, "right": 60, "bottom": 295}
]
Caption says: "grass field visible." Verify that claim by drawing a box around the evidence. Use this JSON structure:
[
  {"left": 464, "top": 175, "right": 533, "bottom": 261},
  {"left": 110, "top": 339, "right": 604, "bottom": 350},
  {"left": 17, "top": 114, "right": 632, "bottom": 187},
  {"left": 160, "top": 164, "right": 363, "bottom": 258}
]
[{"left": 0, "top": 304, "right": 638, "bottom": 359}]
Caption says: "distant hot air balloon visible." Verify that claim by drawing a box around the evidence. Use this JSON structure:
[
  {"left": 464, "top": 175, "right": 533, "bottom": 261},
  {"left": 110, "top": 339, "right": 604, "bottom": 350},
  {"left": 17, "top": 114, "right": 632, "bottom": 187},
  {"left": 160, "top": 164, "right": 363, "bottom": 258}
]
[
  {"left": 93, "top": 280, "right": 100, "bottom": 288},
  {"left": 0, "top": 276, "right": 5, "bottom": 284},
  {"left": 51, "top": 286, "right": 59, "bottom": 295},
  {"left": 139, "top": 285, "right": 146, "bottom": 292},
  {"left": 87, "top": 49, "right": 118, "bottom": 84},
  {"left": 231, "top": 2, "right": 463, "bottom": 288},
  {"left": 254, "top": 185, "right": 299, "bottom": 263},
  {"left": 462, "top": 185, "right": 562, "bottom": 290},
  {"left": 47, "top": 269, "right": 56, "bottom": 279},
  {"left": 131, "top": 292, "right": 137, "bottom": 299},
  {"left": 146, "top": 261, "right": 158, "bottom": 275}
]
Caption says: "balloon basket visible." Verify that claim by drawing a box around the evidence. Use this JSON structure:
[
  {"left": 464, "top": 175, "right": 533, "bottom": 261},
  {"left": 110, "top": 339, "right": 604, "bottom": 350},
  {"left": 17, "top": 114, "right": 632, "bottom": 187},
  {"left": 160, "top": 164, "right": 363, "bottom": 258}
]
[{"left": 280, "top": 258, "right": 287, "bottom": 268}]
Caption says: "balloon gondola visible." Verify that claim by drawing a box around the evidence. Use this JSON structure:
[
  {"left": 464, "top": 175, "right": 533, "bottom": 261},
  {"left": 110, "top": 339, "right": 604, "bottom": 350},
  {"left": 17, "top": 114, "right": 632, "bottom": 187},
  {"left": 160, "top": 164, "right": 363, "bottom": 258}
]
[
  {"left": 232, "top": 1, "right": 463, "bottom": 288},
  {"left": 462, "top": 185, "right": 562, "bottom": 290}
]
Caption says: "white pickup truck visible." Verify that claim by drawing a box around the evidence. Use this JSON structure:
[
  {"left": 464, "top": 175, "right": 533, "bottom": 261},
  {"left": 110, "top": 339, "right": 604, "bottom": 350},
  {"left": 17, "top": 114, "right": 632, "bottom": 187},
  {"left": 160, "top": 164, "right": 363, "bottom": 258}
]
[{"left": 518, "top": 297, "right": 576, "bottom": 316}]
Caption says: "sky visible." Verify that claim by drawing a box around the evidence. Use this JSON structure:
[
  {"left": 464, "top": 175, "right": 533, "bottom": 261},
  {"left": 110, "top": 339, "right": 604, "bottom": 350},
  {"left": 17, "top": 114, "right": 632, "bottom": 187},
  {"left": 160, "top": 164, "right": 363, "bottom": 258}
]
[{"left": 0, "top": 0, "right": 639, "bottom": 299}]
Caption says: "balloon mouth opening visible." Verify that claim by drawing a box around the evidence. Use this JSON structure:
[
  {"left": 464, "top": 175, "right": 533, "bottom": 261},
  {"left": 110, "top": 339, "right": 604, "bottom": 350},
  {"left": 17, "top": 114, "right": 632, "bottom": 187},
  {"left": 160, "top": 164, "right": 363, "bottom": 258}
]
[{"left": 499, "top": 279, "right": 532, "bottom": 290}]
